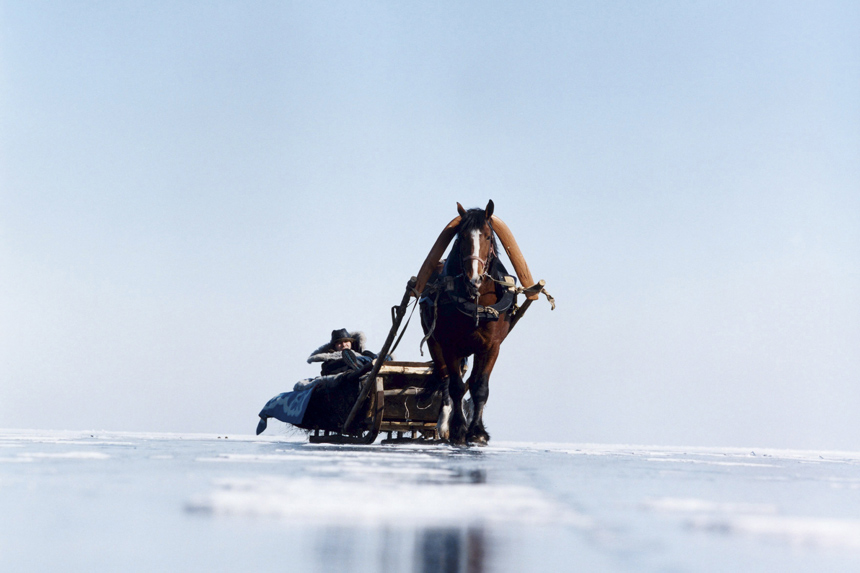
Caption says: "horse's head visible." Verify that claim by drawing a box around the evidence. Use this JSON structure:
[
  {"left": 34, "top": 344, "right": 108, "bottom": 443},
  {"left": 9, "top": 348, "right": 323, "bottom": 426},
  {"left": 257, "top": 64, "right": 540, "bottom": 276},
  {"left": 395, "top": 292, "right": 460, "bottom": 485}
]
[{"left": 455, "top": 200, "right": 497, "bottom": 296}]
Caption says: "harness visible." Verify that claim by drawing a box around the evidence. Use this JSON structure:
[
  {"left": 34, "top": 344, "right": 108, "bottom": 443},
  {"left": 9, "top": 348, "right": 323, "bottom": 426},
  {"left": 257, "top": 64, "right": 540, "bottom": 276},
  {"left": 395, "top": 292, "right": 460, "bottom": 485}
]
[
  {"left": 419, "top": 256, "right": 517, "bottom": 320},
  {"left": 417, "top": 257, "right": 516, "bottom": 355},
  {"left": 433, "top": 272, "right": 517, "bottom": 320}
]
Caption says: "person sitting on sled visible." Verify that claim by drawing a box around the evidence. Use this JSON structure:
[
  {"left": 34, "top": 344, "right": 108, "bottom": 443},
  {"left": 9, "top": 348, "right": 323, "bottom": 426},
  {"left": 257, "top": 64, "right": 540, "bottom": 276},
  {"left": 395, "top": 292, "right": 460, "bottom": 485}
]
[
  {"left": 257, "top": 328, "right": 386, "bottom": 434},
  {"left": 294, "top": 328, "right": 378, "bottom": 390}
]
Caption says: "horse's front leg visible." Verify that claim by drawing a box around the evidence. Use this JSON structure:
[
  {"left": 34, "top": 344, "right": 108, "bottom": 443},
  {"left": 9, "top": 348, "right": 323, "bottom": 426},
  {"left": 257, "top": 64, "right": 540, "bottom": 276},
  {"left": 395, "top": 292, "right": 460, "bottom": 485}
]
[
  {"left": 466, "top": 348, "right": 499, "bottom": 445},
  {"left": 446, "top": 358, "right": 469, "bottom": 446}
]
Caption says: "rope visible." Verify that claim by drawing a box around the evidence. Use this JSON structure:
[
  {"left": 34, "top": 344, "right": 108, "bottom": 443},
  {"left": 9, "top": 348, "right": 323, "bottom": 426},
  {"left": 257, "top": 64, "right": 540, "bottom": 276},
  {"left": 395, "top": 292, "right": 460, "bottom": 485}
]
[
  {"left": 488, "top": 274, "right": 556, "bottom": 311},
  {"left": 541, "top": 287, "right": 556, "bottom": 310},
  {"left": 414, "top": 387, "right": 434, "bottom": 410}
]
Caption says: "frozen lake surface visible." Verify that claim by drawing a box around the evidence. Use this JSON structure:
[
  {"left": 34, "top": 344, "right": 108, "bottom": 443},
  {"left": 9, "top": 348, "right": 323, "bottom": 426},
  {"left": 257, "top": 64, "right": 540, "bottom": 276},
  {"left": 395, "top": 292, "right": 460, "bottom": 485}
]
[{"left": 3, "top": 430, "right": 860, "bottom": 572}]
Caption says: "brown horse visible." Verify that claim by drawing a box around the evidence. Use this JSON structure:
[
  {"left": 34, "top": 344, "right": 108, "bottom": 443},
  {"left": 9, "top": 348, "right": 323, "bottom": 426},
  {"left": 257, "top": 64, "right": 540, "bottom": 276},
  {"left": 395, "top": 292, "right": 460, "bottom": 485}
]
[{"left": 419, "top": 200, "right": 513, "bottom": 445}]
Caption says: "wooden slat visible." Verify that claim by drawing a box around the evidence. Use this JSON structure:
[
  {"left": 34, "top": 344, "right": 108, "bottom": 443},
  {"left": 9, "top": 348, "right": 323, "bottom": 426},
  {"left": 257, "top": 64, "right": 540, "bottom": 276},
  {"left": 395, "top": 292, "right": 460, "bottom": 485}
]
[
  {"left": 382, "top": 420, "right": 436, "bottom": 426},
  {"left": 382, "top": 361, "right": 435, "bottom": 368},
  {"left": 382, "top": 387, "right": 428, "bottom": 397},
  {"left": 378, "top": 364, "right": 435, "bottom": 376}
]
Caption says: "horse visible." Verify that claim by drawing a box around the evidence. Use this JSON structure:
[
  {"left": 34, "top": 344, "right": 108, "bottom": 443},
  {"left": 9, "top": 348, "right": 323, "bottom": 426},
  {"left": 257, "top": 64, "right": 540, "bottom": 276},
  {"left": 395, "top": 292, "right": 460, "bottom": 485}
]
[{"left": 419, "top": 200, "right": 513, "bottom": 445}]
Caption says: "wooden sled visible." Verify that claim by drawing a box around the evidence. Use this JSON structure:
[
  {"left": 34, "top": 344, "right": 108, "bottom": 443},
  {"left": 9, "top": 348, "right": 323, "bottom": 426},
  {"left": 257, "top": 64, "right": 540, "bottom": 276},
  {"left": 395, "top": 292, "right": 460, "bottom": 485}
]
[
  {"left": 308, "top": 277, "right": 442, "bottom": 445},
  {"left": 308, "top": 360, "right": 443, "bottom": 445}
]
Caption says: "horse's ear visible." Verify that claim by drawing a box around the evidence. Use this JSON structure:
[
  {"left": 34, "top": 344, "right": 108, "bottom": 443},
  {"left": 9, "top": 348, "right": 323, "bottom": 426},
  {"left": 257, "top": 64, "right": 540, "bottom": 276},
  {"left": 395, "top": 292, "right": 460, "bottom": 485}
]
[
  {"left": 485, "top": 199, "right": 494, "bottom": 219},
  {"left": 457, "top": 202, "right": 467, "bottom": 217}
]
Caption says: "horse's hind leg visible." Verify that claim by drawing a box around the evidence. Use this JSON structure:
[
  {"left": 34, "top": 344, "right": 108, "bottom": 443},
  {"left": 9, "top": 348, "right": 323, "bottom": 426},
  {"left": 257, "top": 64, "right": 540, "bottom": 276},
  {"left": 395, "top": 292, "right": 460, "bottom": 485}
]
[{"left": 466, "top": 350, "right": 498, "bottom": 445}]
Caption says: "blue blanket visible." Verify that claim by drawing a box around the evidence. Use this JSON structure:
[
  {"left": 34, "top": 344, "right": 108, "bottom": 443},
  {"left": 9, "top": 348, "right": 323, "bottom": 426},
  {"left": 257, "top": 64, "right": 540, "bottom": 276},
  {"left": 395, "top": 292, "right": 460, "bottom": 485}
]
[{"left": 256, "top": 389, "right": 314, "bottom": 435}]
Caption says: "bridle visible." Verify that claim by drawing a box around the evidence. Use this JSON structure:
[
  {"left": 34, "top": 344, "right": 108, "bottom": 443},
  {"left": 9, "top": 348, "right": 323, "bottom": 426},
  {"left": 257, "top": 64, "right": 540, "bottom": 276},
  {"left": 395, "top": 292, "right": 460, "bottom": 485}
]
[
  {"left": 465, "top": 254, "right": 489, "bottom": 276},
  {"left": 461, "top": 225, "right": 496, "bottom": 293}
]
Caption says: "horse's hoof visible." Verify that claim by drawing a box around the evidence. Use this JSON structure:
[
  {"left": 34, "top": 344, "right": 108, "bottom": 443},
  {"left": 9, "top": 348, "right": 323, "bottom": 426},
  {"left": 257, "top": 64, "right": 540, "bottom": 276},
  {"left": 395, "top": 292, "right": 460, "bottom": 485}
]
[
  {"left": 467, "top": 431, "right": 490, "bottom": 446},
  {"left": 449, "top": 428, "right": 468, "bottom": 446}
]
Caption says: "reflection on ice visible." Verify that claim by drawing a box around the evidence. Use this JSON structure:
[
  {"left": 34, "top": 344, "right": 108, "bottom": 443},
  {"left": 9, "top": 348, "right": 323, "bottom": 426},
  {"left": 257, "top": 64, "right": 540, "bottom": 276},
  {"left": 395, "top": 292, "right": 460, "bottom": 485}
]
[
  {"left": 415, "top": 527, "right": 486, "bottom": 573},
  {"left": 310, "top": 526, "right": 488, "bottom": 573}
]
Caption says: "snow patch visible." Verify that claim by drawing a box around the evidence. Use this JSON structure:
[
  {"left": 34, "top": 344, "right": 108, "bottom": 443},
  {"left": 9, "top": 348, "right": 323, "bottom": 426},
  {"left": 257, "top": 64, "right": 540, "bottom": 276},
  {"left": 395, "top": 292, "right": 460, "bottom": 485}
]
[
  {"left": 195, "top": 453, "right": 311, "bottom": 463},
  {"left": 187, "top": 476, "right": 590, "bottom": 528},
  {"left": 644, "top": 457, "right": 779, "bottom": 468},
  {"left": 690, "top": 515, "right": 860, "bottom": 550},
  {"left": 644, "top": 497, "right": 778, "bottom": 515},
  {"left": 24, "top": 452, "right": 111, "bottom": 460}
]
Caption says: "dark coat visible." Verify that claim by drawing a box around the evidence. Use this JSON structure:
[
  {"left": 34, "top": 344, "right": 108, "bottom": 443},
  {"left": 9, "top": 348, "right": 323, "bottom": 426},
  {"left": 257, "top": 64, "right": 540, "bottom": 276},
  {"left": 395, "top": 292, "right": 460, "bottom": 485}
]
[{"left": 306, "top": 330, "right": 377, "bottom": 376}]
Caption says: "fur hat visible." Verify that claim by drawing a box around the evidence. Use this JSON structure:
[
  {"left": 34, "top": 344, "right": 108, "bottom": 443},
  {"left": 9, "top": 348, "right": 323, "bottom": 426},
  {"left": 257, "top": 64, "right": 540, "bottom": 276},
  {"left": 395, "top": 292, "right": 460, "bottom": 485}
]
[{"left": 330, "top": 328, "right": 354, "bottom": 344}]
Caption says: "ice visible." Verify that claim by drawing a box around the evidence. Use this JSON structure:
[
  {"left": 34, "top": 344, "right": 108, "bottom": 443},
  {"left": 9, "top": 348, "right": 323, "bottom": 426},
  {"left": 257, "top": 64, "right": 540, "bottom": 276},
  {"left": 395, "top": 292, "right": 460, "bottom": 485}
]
[{"left": 4, "top": 429, "right": 860, "bottom": 572}]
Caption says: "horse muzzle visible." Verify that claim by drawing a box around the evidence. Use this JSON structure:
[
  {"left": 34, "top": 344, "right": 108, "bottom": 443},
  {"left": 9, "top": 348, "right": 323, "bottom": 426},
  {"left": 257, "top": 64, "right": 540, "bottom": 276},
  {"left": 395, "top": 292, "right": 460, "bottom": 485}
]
[{"left": 465, "top": 276, "right": 482, "bottom": 298}]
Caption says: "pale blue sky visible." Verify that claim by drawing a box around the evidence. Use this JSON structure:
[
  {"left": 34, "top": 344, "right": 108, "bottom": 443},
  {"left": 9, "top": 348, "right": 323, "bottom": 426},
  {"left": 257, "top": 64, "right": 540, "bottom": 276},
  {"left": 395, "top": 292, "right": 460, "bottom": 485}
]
[{"left": 2, "top": 1, "right": 858, "bottom": 448}]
